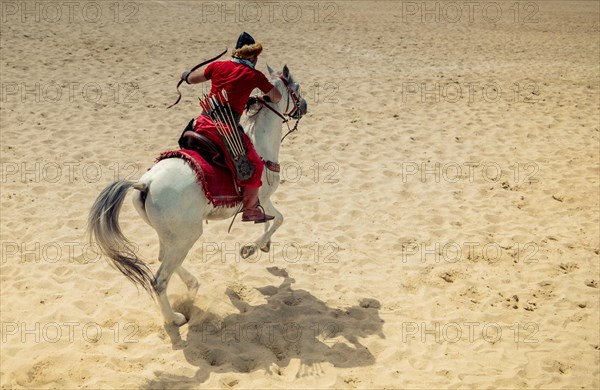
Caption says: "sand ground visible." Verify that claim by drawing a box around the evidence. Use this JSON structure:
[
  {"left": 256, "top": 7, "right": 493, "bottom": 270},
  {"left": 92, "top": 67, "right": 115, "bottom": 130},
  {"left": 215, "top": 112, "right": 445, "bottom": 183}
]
[{"left": 1, "top": 0, "right": 599, "bottom": 388}]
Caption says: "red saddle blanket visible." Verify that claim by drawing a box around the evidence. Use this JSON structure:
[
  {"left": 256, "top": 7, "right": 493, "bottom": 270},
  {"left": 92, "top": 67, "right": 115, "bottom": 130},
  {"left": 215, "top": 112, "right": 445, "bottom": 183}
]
[{"left": 155, "top": 149, "right": 241, "bottom": 207}]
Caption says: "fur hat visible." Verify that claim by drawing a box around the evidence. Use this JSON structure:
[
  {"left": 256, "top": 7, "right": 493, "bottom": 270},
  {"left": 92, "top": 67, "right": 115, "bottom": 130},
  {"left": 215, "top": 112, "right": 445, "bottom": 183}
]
[{"left": 232, "top": 32, "right": 263, "bottom": 60}]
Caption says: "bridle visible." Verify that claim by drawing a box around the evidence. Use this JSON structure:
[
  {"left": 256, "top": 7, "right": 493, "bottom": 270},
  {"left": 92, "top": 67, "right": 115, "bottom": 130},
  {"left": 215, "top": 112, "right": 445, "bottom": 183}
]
[
  {"left": 277, "top": 75, "right": 303, "bottom": 121},
  {"left": 249, "top": 74, "right": 303, "bottom": 143}
]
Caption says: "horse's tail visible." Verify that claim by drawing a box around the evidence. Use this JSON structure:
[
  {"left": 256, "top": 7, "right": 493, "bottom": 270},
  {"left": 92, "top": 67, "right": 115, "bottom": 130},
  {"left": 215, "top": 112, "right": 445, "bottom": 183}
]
[{"left": 87, "top": 180, "right": 155, "bottom": 295}]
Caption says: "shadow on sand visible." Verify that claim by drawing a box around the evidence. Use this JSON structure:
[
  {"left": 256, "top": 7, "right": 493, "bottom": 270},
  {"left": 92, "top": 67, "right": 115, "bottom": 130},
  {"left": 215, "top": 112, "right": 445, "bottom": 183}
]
[{"left": 145, "top": 267, "right": 385, "bottom": 388}]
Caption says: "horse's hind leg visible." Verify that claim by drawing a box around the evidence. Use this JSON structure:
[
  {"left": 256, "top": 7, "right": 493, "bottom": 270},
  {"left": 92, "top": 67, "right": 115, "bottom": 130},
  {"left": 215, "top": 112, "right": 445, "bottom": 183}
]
[
  {"left": 154, "top": 240, "right": 196, "bottom": 326},
  {"left": 176, "top": 266, "right": 199, "bottom": 297}
]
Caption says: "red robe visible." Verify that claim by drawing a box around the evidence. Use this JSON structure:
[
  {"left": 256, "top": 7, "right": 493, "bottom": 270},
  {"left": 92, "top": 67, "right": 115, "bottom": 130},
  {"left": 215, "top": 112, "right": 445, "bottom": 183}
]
[{"left": 193, "top": 60, "right": 273, "bottom": 188}]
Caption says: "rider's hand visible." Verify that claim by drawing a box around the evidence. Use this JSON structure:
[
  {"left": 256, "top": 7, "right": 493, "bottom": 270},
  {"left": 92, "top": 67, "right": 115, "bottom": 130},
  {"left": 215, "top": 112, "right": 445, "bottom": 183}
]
[
  {"left": 245, "top": 96, "right": 257, "bottom": 111},
  {"left": 181, "top": 70, "right": 192, "bottom": 84},
  {"left": 245, "top": 95, "right": 271, "bottom": 110}
]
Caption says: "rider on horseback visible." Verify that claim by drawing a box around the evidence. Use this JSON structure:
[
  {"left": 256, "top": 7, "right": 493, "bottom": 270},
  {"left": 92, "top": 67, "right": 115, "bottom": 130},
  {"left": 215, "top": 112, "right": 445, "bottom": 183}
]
[{"left": 181, "top": 32, "right": 282, "bottom": 223}]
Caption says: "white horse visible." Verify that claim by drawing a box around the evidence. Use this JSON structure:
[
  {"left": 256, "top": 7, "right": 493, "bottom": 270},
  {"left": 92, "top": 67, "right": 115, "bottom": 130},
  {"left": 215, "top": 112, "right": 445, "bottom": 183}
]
[{"left": 88, "top": 65, "right": 307, "bottom": 326}]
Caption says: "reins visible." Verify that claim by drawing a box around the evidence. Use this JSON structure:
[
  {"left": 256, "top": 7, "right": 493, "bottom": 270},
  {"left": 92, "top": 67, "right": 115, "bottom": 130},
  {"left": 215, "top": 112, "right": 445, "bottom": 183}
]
[
  {"left": 247, "top": 74, "right": 303, "bottom": 144},
  {"left": 281, "top": 118, "right": 300, "bottom": 143}
]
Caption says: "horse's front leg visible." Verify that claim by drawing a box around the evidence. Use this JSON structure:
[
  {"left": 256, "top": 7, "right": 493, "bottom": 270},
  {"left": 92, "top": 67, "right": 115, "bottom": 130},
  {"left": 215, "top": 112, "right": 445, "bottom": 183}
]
[
  {"left": 240, "top": 196, "right": 283, "bottom": 258},
  {"left": 257, "top": 197, "right": 283, "bottom": 252},
  {"left": 176, "top": 265, "right": 199, "bottom": 298}
]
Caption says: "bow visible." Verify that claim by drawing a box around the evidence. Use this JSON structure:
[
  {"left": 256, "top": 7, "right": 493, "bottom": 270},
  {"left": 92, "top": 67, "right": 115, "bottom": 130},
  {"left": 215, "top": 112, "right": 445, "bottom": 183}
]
[{"left": 167, "top": 47, "right": 228, "bottom": 109}]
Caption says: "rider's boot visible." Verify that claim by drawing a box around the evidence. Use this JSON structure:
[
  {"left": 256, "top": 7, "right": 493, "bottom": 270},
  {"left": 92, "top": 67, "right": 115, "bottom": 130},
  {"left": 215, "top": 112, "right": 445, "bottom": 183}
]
[{"left": 241, "top": 187, "right": 274, "bottom": 223}]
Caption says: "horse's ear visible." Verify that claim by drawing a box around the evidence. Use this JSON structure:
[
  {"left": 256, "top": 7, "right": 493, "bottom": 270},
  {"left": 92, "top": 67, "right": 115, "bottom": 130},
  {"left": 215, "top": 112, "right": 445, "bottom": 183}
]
[
  {"left": 282, "top": 64, "right": 289, "bottom": 78},
  {"left": 266, "top": 64, "right": 275, "bottom": 76}
]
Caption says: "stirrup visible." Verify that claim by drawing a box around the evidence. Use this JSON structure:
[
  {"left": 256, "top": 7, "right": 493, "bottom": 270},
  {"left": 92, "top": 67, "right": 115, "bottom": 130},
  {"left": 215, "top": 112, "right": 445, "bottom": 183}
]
[
  {"left": 242, "top": 204, "right": 274, "bottom": 223},
  {"left": 242, "top": 212, "right": 275, "bottom": 224}
]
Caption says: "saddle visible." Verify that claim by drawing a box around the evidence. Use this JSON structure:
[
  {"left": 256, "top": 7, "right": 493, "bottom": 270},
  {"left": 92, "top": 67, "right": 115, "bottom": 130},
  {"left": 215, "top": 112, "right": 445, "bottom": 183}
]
[
  {"left": 177, "top": 119, "right": 227, "bottom": 169},
  {"left": 155, "top": 120, "right": 243, "bottom": 209},
  {"left": 177, "top": 118, "right": 255, "bottom": 181}
]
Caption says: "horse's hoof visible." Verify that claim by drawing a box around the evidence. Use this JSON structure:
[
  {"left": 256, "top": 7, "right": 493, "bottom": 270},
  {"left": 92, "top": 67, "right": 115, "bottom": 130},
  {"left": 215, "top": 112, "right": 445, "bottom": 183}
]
[
  {"left": 260, "top": 241, "right": 271, "bottom": 253},
  {"left": 171, "top": 312, "right": 188, "bottom": 327},
  {"left": 240, "top": 244, "right": 257, "bottom": 259}
]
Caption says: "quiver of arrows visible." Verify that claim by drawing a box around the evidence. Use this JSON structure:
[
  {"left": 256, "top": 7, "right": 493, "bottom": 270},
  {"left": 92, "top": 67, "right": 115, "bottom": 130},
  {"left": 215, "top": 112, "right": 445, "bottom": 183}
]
[{"left": 198, "top": 89, "right": 255, "bottom": 181}]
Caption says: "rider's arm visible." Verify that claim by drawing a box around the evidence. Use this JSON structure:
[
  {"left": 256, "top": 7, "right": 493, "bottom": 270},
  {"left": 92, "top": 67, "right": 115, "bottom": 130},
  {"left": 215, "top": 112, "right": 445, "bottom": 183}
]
[
  {"left": 183, "top": 70, "right": 207, "bottom": 84},
  {"left": 265, "top": 85, "right": 282, "bottom": 103},
  {"left": 256, "top": 72, "right": 282, "bottom": 104}
]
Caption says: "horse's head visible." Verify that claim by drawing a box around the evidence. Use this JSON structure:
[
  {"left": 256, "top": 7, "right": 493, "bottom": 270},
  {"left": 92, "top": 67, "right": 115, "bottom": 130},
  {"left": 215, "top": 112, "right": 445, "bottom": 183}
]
[{"left": 267, "top": 64, "right": 308, "bottom": 120}]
